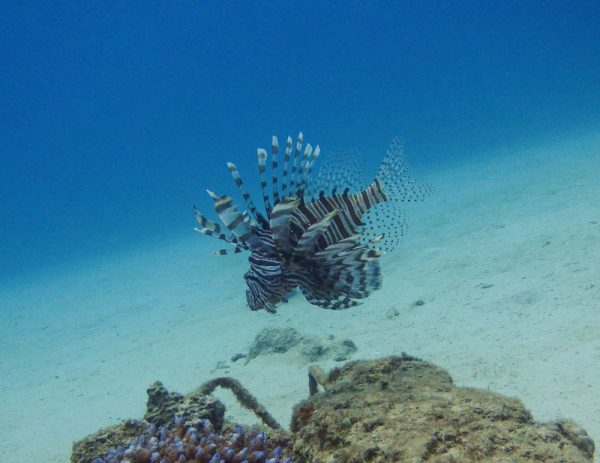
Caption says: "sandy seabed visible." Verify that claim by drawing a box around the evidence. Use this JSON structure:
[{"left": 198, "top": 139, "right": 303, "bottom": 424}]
[{"left": 1, "top": 130, "right": 599, "bottom": 462}]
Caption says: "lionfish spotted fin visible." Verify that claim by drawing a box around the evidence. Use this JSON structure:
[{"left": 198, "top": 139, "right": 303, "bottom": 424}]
[{"left": 194, "top": 132, "right": 430, "bottom": 312}]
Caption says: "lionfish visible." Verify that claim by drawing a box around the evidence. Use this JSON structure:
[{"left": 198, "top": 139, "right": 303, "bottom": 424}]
[{"left": 194, "top": 133, "right": 430, "bottom": 313}]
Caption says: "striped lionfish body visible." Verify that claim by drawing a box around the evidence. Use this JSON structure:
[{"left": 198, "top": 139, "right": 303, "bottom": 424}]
[{"left": 194, "top": 133, "right": 430, "bottom": 313}]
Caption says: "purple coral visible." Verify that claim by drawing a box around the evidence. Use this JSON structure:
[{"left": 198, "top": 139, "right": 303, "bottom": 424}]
[{"left": 91, "top": 419, "right": 295, "bottom": 463}]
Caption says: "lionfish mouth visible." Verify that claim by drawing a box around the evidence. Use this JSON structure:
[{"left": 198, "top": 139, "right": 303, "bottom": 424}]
[{"left": 193, "top": 132, "right": 430, "bottom": 313}]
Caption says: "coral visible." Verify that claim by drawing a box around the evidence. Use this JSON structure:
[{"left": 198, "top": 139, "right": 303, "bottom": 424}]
[
  {"left": 292, "top": 355, "right": 595, "bottom": 462},
  {"left": 87, "top": 419, "right": 293, "bottom": 463},
  {"left": 71, "top": 420, "right": 148, "bottom": 463},
  {"left": 145, "top": 381, "right": 226, "bottom": 431},
  {"left": 72, "top": 380, "right": 293, "bottom": 463}
]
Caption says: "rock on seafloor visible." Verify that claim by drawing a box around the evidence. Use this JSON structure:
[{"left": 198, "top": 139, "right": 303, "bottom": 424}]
[
  {"left": 71, "top": 354, "right": 595, "bottom": 463},
  {"left": 246, "top": 327, "right": 357, "bottom": 363},
  {"left": 291, "top": 355, "right": 595, "bottom": 462}
]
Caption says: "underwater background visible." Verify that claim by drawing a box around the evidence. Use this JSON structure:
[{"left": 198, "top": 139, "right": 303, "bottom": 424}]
[
  {"left": 1, "top": 1, "right": 599, "bottom": 462},
  {"left": 3, "top": 0, "right": 600, "bottom": 278}
]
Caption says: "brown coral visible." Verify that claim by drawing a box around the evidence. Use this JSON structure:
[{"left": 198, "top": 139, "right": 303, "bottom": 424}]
[{"left": 291, "top": 355, "right": 595, "bottom": 462}]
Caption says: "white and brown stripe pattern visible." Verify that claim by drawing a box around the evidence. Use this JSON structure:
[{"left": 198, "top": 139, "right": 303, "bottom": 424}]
[
  {"left": 288, "top": 132, "right": 303, "bottom": 195},
  {"left": 281, "top": 136, "right": 293, "bottom": 197},
  {"left": 226, "top": 161, "right": 268, "bottom": 229},
  {"left": 257, "top": 148, "right": 272, "bottom": 218},
  {"left": 271, "top": 136, "right": 280, "bottom": 205}
]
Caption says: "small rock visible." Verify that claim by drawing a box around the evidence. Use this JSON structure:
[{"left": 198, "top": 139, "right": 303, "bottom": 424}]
[
  {"left": 385, "top": 307, "right": 400, "bottom": 319},
  {"left": 301, "top": 338, "right": 329, "bottom": 362},
  {"left": 247, "top": 327, "right": 303, "bottom": 360},
  {"left": 331, "top": 338, "right": 358, "bottom": 362}
]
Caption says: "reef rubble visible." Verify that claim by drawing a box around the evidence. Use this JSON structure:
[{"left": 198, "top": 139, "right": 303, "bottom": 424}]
[
  {"left": 245, "top": 327, "right": 358, "bottom": 364},
  {"left": 72, "top": 354, "right": 595, "bottom": 463}
]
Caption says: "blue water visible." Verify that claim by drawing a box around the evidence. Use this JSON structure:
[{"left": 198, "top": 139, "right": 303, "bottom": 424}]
[{"left": 1, "top": 1, "right": 599, "bottom": 278}]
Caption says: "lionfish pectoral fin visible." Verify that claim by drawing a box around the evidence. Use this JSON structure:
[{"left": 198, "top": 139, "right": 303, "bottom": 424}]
[
  {"left": 210, "top": 246, "right": 243, "bottom": 256},
  {"left": 299, "top": 283, "right": 361, "bottom": 310},
  {"left": 298, "top": 239, "right": 382, "bottom": 309},
  {"left": 193, "top": 205, "right": 248, "bottom": 249},
  {"left": 206, "top": 189, "right": 264, "bottom": 248},
  {"left": 193, "top": 204, "right": 221, "bottom": 233}
]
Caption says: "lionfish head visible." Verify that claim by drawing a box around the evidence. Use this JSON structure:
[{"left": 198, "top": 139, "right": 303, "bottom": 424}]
[
  {"left": 244, "top": 269, "right": 273, "bottom": 312},
  {"left": 243, "top": 250, "right": 285, "bottom": 313}
]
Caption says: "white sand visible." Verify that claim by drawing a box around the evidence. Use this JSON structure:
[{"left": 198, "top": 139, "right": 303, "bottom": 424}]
[{"left": 1, "top": 130, "right": 599, "bottom": 462}]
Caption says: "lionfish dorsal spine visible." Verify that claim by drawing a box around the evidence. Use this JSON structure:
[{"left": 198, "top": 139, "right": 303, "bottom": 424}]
[
  {"left": 295, "top": 143, "right": 313, "bottom": 197},
  {"left": 226, "top": 161, "right": 269, "bottom": 229},
  {"left": 305, "top": 144, "right": 320, "bottom": 199},
  {"left": 288, "top": 132, "right": 303, "bottom": 196},
  {"left": 257, "top": 148, "right": 273, "bottom": 219},
  {"left": 271, "top": 136, "right": 281, "bottom": 205},
  {"left": 281, "top": 136, "right": 292, "bottom": 198}
]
